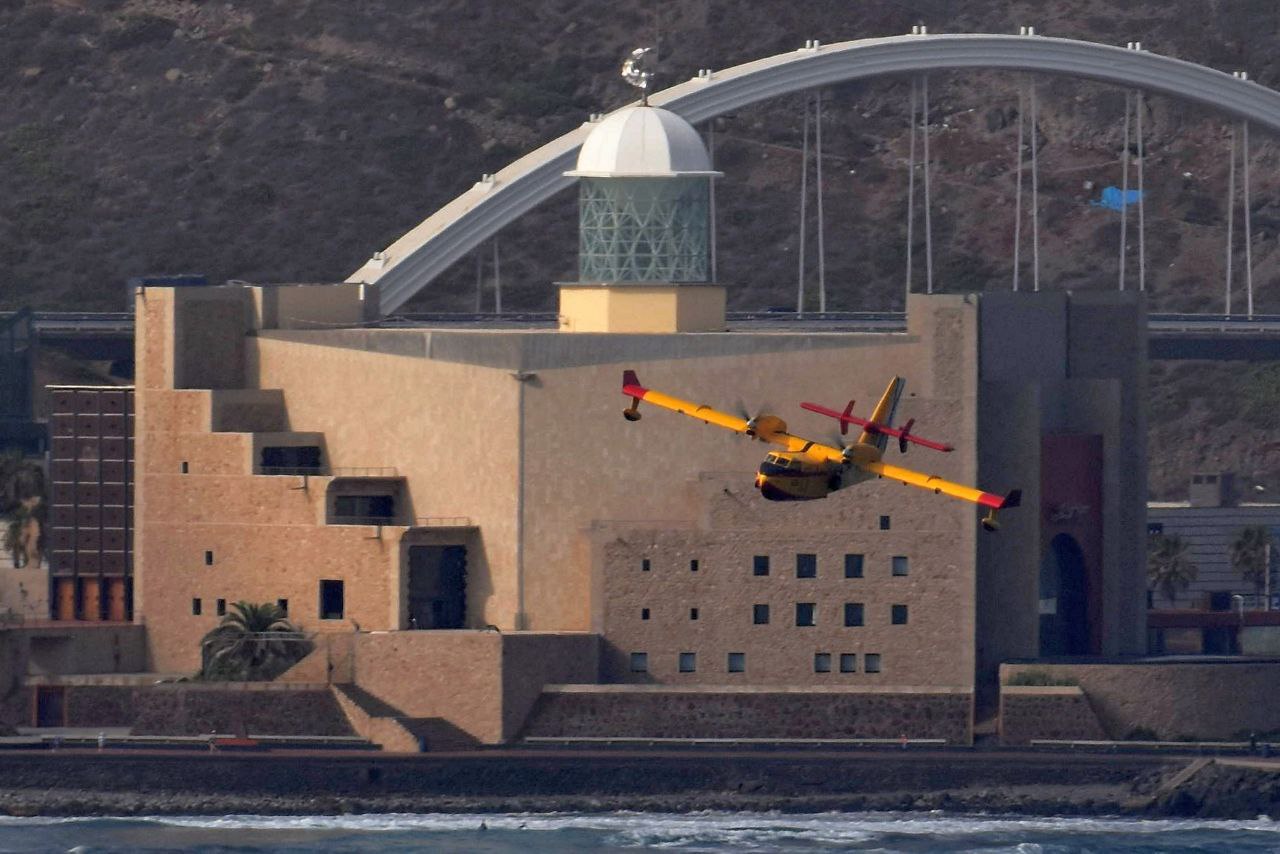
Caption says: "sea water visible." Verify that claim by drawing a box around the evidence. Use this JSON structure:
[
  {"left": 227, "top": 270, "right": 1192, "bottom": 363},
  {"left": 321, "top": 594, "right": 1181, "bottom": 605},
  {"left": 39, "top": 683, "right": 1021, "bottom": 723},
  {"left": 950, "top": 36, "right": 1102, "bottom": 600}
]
[{"left": 0, "top": 811, "right": 1276, "bottom": 853}]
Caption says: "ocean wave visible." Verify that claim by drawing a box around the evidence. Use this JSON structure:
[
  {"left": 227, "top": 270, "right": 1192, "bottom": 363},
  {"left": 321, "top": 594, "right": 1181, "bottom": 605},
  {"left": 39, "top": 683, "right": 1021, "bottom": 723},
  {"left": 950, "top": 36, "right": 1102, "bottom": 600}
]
[{"left": 0, "top": 810, "right": 1276, "bottom": 842}]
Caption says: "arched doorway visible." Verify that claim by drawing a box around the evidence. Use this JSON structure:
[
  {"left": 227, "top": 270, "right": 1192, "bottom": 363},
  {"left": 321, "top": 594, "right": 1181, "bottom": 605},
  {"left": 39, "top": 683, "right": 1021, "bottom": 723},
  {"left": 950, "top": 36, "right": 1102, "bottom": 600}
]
[{"left": 1039, "top": 533, "right": 1090, "bottom": 656}]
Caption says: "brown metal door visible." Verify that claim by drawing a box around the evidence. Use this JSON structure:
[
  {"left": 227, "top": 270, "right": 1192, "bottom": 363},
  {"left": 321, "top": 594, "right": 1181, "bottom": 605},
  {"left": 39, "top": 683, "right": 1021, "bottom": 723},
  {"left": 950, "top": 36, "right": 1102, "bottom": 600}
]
[
  {"left": 54, "top": 579, "right": 76, "bottom": 621},
  {"left": 81, "top": 577, "right": 101, "bottom": 621},
  {"left": 106, "top": 578, "right": 127, "bottom": 622}
]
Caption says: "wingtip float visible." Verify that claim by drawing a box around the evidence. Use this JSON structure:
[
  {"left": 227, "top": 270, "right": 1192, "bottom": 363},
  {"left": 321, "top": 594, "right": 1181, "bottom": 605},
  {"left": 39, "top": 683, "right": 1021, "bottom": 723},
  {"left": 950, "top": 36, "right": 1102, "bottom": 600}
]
[{"left": 620, "top": 370, "right": 1020, "bottom": 532}]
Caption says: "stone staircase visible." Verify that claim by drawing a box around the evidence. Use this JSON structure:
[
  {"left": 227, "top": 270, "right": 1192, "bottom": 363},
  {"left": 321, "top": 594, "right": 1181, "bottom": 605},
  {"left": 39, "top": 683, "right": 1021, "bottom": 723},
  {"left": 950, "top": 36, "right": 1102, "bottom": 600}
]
[{"left": 331, "top": 684, "right": 477, "bottom": 752}]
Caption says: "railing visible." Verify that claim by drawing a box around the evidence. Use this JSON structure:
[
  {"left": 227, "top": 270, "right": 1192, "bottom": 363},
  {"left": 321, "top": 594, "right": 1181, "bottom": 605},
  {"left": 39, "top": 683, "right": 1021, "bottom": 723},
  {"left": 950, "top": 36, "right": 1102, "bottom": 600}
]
[
  {"left": 412, "top": 516, "right": 475, "bottom": 528},
  {"left": 257, "top": 466, "right": 326, "bottom": 476},
  {"left": 327, "top": 515, "right": 401, "bottom": 526},
  {"left": 329, "top": 467, "right": 399, "bottom": 478}
]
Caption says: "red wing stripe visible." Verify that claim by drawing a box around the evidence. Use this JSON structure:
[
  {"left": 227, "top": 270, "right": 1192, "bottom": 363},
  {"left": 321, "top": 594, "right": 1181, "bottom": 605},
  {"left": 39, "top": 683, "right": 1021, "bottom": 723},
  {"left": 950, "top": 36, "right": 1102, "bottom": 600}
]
[{"left": 801, "top": 401, "right": 953, "bottom": 451}]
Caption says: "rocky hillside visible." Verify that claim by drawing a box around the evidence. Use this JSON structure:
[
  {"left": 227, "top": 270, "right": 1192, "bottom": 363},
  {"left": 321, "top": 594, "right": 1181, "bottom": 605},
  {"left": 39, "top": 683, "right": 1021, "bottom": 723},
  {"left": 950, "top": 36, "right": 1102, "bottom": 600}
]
[{"left": 4, "top": 0, "right": 1280, "bottom": 496}]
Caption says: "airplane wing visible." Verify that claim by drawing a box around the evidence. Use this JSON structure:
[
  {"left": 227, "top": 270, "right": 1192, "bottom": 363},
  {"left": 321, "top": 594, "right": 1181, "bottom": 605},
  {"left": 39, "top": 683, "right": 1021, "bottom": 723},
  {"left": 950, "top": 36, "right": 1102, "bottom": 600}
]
[
  {"left": 863, "top": 459, "right": 1021, "bottom": 510},
  {"left": 622, "top": 370, "right": 846, "bottom": 458}
]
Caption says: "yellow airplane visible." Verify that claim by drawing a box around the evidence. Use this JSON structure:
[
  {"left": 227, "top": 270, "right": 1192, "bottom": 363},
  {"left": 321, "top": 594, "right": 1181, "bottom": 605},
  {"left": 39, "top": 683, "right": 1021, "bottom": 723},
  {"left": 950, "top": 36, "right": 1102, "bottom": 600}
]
[{"left": 621, "top": 370, "right": 1021, "bottom": 531}]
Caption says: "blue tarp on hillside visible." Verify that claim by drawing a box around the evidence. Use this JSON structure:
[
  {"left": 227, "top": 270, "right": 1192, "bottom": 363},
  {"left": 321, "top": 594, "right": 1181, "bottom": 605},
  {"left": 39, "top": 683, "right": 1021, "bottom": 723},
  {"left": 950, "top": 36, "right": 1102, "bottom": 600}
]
[{"left": 1091, "top": 186, "right": 1144, "bottom": 211}]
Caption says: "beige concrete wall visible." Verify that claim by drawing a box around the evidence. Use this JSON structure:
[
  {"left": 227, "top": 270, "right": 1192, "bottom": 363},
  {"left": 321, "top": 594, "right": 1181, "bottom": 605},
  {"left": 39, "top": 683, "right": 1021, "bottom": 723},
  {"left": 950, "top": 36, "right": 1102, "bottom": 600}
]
[
  {"left": 247, "top": 338, "right": 517, "bottom": 631},
  {"left": 500, "top": 633, "right": 599, "bottom": 738},
  {"left": 252, "top": 283, "right": 377, "bottom": 331},
  {"left": 558, "top": 286, "right": 727, "bottom": 333},
  {"left": 593, "top": 526, "right": 972, "bottom": 688},
  {"left": 1001, "top": 661, "right": 1280, "bottom": 739},
  {"left": 353, "top": 631, "right": 505, "bottom": 742},
  {"left": 0, "top": 558, "right": 47, "bottom": 623}
]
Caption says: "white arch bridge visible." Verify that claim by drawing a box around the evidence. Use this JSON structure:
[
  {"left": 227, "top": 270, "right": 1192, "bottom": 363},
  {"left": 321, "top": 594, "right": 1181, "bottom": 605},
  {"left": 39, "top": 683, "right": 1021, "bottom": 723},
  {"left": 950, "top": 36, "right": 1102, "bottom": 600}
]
[{"left": 348, "top": 32, "right": 1280, "bottom": 314}]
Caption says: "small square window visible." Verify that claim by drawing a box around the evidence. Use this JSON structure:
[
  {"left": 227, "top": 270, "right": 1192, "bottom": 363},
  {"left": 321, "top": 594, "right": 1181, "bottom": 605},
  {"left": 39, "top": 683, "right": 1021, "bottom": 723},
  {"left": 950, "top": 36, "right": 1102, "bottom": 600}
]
[
  {"left": 276, "top": 599, "right": 288, "bottom": 616},
  {"left": 678, "top": 652, "right": 696, "bottom": 673},
  {"left": 796, "top": 553, "right": 817, "bottom": 578},
  {"left": 641, "top": 607, "right": 650, "bottom": 620},
  {"left": 191, "top": 598, "right": 202, "bottom": 616},
  {"left": 844, "top": 554, "right": 864, "bottom": 578},
  {"left": 727, "top": 652, "right": 746, "bottom": 673},
  {"left": 204, "top": 550, "right": 214, "bottom": 566},
  {"left": 865, "top": 653, "right": 882, "bottom": 673},
  {"left": 690, "top": 559, "right": 699, "bottom": 572},
  {"left": 879, "top": 515, "right": 891, "bottom": 530},
  {"left": 630, "top": 652, "right": 649, "bottom": 673},
  {"left": 795, "top": 602, "right": 816, "bottom": 627},
  {"left": 753, "top": 604, "right": 770, "bottom": 625},
  {"left": 844, "top": 603, "right": 864, "bottom": 627},
  {"left": 753, "top": 555, "right": 770, "bottom": 576},
  {"left": 642, "top": 558, "right": 651, "bottom": 572},
  {"left": 814, "top": 652, "right": 832, "bottom": 673},
  {"left": 840, "top": 653, "right": 858, "bottom": 673},
  {"left": 216, "top": 598, "right": 226, "bottom": 616},
  {"left": 892, "top": 604, "right": 909, "bottom": 625},
  {"left": 690, "top": 607, "right": 699, "bottom": 621},
  {"left": 892, "top": 555, "right": 909, "bottom": 577},
  {"left": 181, "top": 461, "right": 189, "bottom": 474}
]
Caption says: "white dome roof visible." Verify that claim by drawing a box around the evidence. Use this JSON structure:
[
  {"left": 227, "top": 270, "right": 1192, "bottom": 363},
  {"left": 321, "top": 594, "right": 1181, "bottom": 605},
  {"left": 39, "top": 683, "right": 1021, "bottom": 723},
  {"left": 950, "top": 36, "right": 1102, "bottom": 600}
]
[{"left": 567, "top": 106, "right": 720, "bottom": 178}]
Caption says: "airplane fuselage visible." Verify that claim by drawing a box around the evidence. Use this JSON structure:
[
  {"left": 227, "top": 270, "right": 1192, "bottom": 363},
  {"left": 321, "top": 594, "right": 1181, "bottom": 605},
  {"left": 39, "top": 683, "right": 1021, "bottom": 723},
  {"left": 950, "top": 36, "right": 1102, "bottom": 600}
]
[{"left": 753, "top": 449, "right": 876, "bottom": 501}]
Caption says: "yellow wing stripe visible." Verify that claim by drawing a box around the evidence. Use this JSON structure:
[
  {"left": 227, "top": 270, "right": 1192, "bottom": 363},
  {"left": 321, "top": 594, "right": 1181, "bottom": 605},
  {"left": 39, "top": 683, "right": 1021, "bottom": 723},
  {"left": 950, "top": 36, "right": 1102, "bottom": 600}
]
[{"left": 864, "top": 460, "right": 1002, "bottom": 508}]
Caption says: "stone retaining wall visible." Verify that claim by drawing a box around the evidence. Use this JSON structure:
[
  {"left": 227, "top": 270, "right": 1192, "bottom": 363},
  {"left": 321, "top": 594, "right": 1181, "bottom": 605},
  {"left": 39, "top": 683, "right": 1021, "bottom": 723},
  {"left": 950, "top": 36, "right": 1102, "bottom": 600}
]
[
  {"left": 31, "top": 683, "right": 353, "bottom": 736},
  {"left": 524, "top": 686, "right": 972, "bottom": 743},
  {"left": 998, "top": 686, "right": 1107, "bottom": 745},
  {"left": 1001, "top": 661, "right": 1280, "bottom": 740}
]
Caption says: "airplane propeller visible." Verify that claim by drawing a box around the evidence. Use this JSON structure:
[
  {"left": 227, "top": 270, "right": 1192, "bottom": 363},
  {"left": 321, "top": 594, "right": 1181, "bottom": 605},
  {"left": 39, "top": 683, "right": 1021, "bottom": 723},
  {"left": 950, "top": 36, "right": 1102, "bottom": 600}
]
[{"left": 733, "top": 398, "right": 774, "bottom": 437}]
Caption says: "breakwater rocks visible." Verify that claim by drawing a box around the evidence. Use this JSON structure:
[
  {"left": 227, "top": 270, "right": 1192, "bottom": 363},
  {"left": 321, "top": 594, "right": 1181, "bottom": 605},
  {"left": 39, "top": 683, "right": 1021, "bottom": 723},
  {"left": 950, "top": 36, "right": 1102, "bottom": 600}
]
[{"left": 0, "top": 751, "right": 1275, "bottom": 819}]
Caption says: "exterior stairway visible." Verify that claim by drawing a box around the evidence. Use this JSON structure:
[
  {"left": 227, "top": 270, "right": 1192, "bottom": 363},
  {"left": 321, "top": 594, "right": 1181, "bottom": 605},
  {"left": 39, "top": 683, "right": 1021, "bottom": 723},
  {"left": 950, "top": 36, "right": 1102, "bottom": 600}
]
[{"left": 331, "top": 684, "right": 477, "bottom": 752}]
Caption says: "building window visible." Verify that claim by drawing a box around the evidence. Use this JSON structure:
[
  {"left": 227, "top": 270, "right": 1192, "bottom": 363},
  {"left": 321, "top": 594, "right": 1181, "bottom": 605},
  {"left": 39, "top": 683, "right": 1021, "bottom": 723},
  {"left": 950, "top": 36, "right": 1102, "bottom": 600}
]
[
  {"left": 727, "top": 652, "right": 746, "bottom": 673},
  {"left": 276, "top": 599, "right": 288, "bottom": 616},
  {"left": 840, "top": 653, "right": 857, "bottom": 673},
  {"left": 191, "top": 598, "right": 201, "bottom": 616},
  {"left": 181, "top": 461, "right": 189, "bottom": 474},
  {"left": 879, "top": 515, "right": 891, "bottom": 530},
  {"left": 641, "top": 608, "right": 650, "bottom": 621},
  {"left": 865, "top": 653, "right": 882, "bottom": 673},
  {"left": 204, "top": 550, "right": 213, "bottom": 566},
  {"left": 795, "top": 602, "right": 816, "bottom": 627},
  {"left": 753, "top": 604, "right": 770, "bottom": 625},
  {"left": 796, "top": 553, "right": 817, "bottom": 578},
  {"left": 690, "top": 607, "right": 699, "bottom": 621},
  {"left": 844, "top": 603, "right": 864, "bottom": 627},
  {"left": 678, "top": 652, "right": 696, "bottom": 673},
  {"left": 814, "top": 652, "right": 832, "bottom": 673},
  {"left": 690, "top": 559, "right": 699, "bottom": 572},
  {"left": 1147, "top": 523, "right": 1164, "bottom": 536},
  {"left": 892, "top": 556, "right": 909, "bottom": 577},
  {"left": 892, "top": 604, "right": 909, "bottom": 625},
  {"left": 319, "top": 579, "right": 345, "bottom": 620},
  {"left": 753, "top": 555, "right": 770, "bottom": 576},
  {"left": 630, "top": 652, "right": 648, "bottom": 673},
  {"left": 216, "top": 598, "right": 226, "bottom": 617},
  {"left": 844, "top": 554, "right": 864, "bottom": 578},
  {"left": 642, "top": 558, "right": 651, "bottom": 572}
]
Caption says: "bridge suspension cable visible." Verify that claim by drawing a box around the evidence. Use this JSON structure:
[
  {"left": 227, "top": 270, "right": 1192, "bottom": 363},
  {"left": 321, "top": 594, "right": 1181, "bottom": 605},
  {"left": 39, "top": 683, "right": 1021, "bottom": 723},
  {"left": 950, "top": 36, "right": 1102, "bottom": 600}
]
[
  {"left": 1120, "top": 91, "right": 1132, "bottom": 290},
  {"left": 797, "top": 92, "right": 810, "bottom": 317},
  {"left": 816, "top": 88, "right": 827, "bottom": 313},
  {"left": 1137, "top": 90, "right": 1146, "bottom": 292},
  {"left": 922, "top": 74, "right": 935, "bottom": 294},
  {"left": 1227, "top": 123, "right": 1236, "bottom": 314},
  {"left": 1244, "top": 118, "right": 1254, "bottom": 318},
  {"left": 905, "top": 77, "right": 918, "bottom": 304},
  {"left": 1030, "top": 78, "right": 1040, "bottom": 292}
]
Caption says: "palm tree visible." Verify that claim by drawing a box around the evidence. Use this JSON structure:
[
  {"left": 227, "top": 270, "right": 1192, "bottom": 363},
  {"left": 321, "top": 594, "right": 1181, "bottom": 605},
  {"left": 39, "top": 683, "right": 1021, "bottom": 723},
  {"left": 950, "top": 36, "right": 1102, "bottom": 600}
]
[
  {"left": 1148, "top": 533, "right": 1197, "bottom": 607},
  {"left": 0, "top": 453, "right": 45, "bottom": 568},
  {"left": 199, "top": 601, "right": 311, "bottom": 681},
  {"left": 1230, "top": 525, "right": 1273, "bottom": 601}
]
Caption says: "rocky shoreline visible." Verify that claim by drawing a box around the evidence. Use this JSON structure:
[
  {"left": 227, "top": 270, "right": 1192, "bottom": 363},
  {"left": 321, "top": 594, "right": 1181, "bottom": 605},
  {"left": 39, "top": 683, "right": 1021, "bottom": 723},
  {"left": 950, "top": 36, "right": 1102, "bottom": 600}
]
[{"left": 0, "top": 752, "right": 1274, "bottom": 820}]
